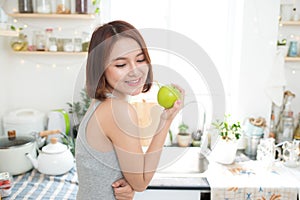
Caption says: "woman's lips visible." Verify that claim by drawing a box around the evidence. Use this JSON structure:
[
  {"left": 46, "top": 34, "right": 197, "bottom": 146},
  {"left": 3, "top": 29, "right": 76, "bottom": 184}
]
[{"left": 125, "top": 78, "right": 142, "bottom": 86}]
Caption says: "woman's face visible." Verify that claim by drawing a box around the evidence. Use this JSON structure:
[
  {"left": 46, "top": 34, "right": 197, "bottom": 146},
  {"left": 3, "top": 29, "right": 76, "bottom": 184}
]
[{"left": 105, "top": 37, "right": 149, "bottom": 98}]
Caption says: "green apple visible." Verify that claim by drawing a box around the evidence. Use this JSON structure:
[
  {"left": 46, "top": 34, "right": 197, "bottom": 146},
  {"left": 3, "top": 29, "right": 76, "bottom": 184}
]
[{"left": 157, "top": 85, "right": 181, "bottom": 109}]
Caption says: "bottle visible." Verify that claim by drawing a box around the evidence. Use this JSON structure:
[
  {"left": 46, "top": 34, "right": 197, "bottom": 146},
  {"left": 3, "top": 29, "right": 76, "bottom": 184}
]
[
  {"left": 294, "top": 113, "right": 300, "bottom": 140},
  {"left": 56, "top": 0, "right": 71, "bottom": 14},
  {"left": 18, "top": 0, "right": 33, "bottom": 13},
  {"left": 288, "top": 41, "right": 298, "bottom": 57},
  {"left": 269, "top": 112, "right": 276, "bottom": 139},
  {"left": 45, "top": 28, "right": 53, "bottom": 51},
  {"left": 76, "top": 0, "right": 87, "bottom": 14},
  {"left": 282, "top": 111, "right": 294, "bottom": 142},
  {"left": 33, "top": 30, "right": 46, "bottom": 51},
  {"left": 36, "top": 0, "right": 52, "bottom": 14},
  {"left": 10, "top": 33, "right": 28, "bottom": 51}
]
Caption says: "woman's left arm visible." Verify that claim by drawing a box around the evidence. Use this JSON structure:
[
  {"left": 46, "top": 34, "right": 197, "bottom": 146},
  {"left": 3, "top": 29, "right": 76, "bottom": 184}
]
[{"left": 112, "top": 178, "right": 135, "bottom": 200}]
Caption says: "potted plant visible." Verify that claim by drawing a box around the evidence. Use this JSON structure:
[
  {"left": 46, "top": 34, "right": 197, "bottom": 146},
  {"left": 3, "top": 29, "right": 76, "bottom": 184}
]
[
  {"left": 176, "top": 122, "right": 192, "bottom": 147},
  {"left": 210, "top": 114, "right": 242, "bottom": 164},
  {"left": 67, "top": 88, "right": 91, "bottom": 139}
]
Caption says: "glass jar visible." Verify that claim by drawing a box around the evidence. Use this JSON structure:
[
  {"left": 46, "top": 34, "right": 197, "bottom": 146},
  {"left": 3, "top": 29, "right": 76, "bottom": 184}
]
[
  {"left": 36, "top": 0, "right": 52, "bottom": 14},
  {"left": 56, "top": 0, "right": 71, "bottom": 14},
  {"left": 48, "top": 37, "right": 57, "bottom": 52},
  {"left": 74, "top": 38, "right": 82, "bottom": 52},
  {"left": 18, "top": 0, "right": 34, "bottom": 13},
  {"left": 81, "top": 31, "right": 90, "bottom": 52},
  {"left": 10, "top": 33, "right": 28, "bottom": 51},
  {"left": 33, "top": 30, "right": 46, "bottom": 51},
  {"left": 63, "top": 38, "right": 74, "bottom": 52},
  {"left": 76, "top": 0, "right": 87, "bottom": 14}
]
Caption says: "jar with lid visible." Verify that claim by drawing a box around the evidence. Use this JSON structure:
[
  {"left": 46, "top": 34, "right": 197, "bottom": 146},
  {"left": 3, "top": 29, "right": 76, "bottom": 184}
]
[
  {"left": 56, "top": 0, "right": 71, "bottom": 14},
  {"left": 18, "top": 0, "right": 33, "bottom": 13},
  {"left": 76, "top": 0, "right": 87, "bottom": 14},
  {"left": 36, "top": 0, "right": 52, "bottom": 14}
]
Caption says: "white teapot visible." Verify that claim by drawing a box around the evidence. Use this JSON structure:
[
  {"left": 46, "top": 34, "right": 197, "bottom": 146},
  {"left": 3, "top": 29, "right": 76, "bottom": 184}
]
[{"left": 26, "top": 137, "right": 74, "bottom": 175}]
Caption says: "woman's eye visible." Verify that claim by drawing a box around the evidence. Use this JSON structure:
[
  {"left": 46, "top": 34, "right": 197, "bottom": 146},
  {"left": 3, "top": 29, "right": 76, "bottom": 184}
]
[
  {"left": 137, "top": 58, "right": 145, "bottom": 63},
  {"left": 115, "top": 64, "right": 126, "bottom": 67}
]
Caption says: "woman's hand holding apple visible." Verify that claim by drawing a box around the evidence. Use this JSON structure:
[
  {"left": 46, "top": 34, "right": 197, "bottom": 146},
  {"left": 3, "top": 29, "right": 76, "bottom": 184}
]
[{"left": 157, "top": 84, "right": 184, "bottom": 120}]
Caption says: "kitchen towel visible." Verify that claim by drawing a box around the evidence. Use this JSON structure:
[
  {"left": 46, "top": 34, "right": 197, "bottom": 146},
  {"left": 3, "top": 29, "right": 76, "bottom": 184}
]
[{"left": 265, "top": 47, "right": 287, "bottom": 107}]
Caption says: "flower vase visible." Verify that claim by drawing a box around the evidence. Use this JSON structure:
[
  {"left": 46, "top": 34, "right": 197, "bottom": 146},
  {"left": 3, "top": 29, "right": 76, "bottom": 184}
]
[{"left": 210, "top": 138, "right": 238, "bottom": 164}]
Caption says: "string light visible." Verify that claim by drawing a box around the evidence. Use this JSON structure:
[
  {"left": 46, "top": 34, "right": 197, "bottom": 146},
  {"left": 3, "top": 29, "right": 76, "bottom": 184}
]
[
  {"left": 292, "top": 69, "right": 296, "bottom": 74},
  {"left": 52, "top": 64, "right": 57, "bottom": 68}
]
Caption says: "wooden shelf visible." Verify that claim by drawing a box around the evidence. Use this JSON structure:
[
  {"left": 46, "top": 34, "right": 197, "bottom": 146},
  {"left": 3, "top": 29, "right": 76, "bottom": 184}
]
[
  {"left": 280, "top": 21, "right": 300, "bottom": 26},
  {"left": 285, "top": 57, "right": 300, "bottom": 61},
  {"left": 12, "top": 51, "right": 88, "bottom": 56},
  {"left": 8, "top": 13, "right": 95, "bottom": 20},
  {"left": 0, "top": 30, "right": 19, "bottom": 37}
]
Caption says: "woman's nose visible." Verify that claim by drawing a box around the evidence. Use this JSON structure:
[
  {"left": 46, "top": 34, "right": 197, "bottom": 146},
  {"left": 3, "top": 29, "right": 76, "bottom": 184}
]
[{"left": 128, "top": 62, "right": 139, "bottom": 76}]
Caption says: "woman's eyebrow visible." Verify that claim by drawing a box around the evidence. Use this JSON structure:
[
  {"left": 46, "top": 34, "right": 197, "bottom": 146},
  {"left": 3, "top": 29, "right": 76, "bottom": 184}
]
[
  {"left": 113, "top": 57, "right": 126, "bottom": 61},
  {"left": 136, "top": 52, "right": 144, "bottom": 57},
  {"left": 112, "top": 51, "right": 144, "bottom": 61}
]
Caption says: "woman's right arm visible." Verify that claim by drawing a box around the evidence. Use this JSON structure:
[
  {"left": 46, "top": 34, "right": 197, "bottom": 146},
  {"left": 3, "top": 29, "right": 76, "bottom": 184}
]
[{"left": 97, "top": 90, "right": 183, "bottom": 191}]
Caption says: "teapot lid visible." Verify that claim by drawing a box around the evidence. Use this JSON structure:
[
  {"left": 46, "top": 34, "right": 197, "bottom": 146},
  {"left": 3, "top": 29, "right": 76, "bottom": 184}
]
[{"left": 42, "top": 137, "right": 67, "bottom": 154}]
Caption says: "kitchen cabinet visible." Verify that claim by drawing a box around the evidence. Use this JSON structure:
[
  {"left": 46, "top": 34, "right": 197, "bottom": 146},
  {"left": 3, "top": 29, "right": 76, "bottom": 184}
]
[{"left": 134, "top": 189, "right": 201, "bottom": 200}]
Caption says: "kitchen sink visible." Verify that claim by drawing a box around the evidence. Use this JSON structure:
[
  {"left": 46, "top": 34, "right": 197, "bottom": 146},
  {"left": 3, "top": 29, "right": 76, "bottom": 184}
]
[{"left": 156, "top": 147, "right": 209, "bottom": 174}]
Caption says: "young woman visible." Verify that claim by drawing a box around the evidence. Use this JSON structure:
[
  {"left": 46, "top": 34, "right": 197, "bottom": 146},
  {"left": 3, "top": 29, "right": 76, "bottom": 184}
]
[{"left": 75, "top": 20, "right": 183, "bottom": 200}]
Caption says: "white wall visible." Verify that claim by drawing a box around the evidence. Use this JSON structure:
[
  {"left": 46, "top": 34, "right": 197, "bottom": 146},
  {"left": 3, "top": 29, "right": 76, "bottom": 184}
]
[
  {"left": 0, "top": 0, "right": 291, "bottom": 136},
  {"left": 236, "top": 0, "right": 281, "bottom": 121}
]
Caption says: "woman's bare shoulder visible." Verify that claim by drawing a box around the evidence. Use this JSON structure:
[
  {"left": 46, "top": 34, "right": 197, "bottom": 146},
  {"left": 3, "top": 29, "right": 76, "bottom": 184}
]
[{"left": 95, "top": 99, "right": 138, "bottom": 135}]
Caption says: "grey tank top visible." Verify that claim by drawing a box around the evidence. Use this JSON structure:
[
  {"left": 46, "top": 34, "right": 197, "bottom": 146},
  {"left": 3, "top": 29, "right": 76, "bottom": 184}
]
[{"left": 75, "top": 100, "right": 123, "bottom": 200}]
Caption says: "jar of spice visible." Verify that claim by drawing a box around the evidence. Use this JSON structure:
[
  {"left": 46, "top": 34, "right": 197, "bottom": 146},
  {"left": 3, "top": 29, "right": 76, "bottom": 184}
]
[
  {"left": 18, "top": 0, "right": 33, "bottom": 13},
  {"left": 56, "top": 0, "right": 71, "bottom": 14}
]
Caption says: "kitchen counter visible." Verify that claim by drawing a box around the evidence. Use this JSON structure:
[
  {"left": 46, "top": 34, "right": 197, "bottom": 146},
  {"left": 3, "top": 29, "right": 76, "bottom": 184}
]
[{"left": 149, "top": 173, "right": 210, "bottom": 190}]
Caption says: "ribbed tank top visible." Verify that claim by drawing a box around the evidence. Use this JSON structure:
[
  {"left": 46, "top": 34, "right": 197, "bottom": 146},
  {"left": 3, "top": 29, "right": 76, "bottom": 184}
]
[{"left": 75, "top": 100, "right": 123, "bottom": 200}]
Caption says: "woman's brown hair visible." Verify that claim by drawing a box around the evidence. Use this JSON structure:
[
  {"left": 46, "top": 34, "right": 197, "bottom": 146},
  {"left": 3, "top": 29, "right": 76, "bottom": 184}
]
[{"left": 86, "top": 20, "right": 153, "bottom": 101}]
